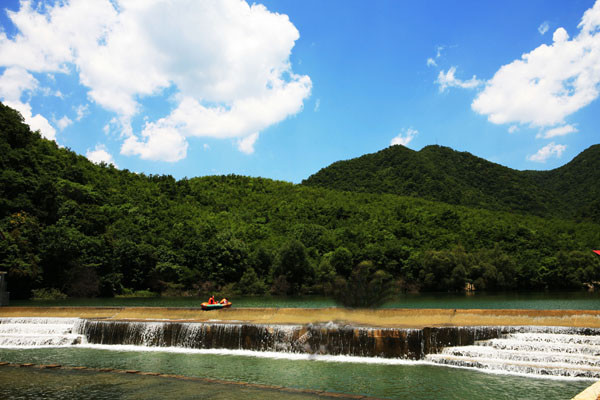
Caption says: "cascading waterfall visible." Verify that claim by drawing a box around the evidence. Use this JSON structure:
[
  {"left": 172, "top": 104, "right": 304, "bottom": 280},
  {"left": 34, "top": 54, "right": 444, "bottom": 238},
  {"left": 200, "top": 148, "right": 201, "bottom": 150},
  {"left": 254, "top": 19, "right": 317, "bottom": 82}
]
[
  {"left": 426, "top": 326, "right": 600, "bottom": 378},
  {"left": 2, "top": 317, "right": 600, "bottom": 378},
  {"left": 0, "top": 317, "right": 85, "bottom": 347},
  {"left": 77, "top": 320, "right": 427, "bottom": 357},
  {"left": 0, "top": 318, "right": 493, "bottom": 358}
]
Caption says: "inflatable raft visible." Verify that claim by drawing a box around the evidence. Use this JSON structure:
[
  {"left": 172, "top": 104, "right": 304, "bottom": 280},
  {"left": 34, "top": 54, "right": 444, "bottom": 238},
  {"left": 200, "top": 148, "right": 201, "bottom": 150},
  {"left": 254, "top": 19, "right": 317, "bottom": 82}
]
[{"left": 201, "top": 300, "right": 232, "bottom": 310}]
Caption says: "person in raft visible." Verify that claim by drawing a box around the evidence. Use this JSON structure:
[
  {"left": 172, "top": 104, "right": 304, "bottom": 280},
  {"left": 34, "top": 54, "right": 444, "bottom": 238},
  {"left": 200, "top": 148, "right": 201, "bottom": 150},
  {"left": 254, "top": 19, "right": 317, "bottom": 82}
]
[
  {"left": 208, "top": 295, "right": 216, "bottom": 304},
  {"left": 219, "top": 298, "right": 228, "bottom": 304}
]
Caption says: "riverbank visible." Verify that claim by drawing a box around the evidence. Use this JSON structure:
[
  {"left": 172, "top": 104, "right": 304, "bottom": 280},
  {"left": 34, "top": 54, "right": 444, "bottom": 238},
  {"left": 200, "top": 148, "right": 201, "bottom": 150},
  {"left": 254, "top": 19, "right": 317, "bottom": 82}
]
[{"left": 2, "top": 306, "right": 600, "bottom": 328}]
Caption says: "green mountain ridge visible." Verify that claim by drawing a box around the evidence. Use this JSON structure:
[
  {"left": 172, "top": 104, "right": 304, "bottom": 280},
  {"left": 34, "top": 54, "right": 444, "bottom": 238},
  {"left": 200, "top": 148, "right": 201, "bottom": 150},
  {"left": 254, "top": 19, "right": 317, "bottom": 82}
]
[
  {"left": 1, "top": 102, "right": 599, "bottom": 300},
  {"left": 302, "top": 144, "right": 600, "bottom": 220}
]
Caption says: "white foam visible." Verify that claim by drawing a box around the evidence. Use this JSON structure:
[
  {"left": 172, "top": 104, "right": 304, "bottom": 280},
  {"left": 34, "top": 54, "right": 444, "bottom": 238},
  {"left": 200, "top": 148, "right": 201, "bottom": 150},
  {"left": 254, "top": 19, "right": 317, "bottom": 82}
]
[
  {"left": 427, "top": 329, "right": 600, "bottom": 379},
  {"left": 0, "top": 317, "right": 85, "bottom": 348}
]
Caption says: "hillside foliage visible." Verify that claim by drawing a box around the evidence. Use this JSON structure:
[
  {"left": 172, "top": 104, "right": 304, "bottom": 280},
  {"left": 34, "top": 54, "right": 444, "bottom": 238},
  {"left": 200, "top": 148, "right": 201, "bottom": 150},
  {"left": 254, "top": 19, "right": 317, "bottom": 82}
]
[
  {"left": 1, "top": 103, "right": 599, "bottom": 300},
  {"left": 303, "top": 144, "right": 600, "bottom": 220}
]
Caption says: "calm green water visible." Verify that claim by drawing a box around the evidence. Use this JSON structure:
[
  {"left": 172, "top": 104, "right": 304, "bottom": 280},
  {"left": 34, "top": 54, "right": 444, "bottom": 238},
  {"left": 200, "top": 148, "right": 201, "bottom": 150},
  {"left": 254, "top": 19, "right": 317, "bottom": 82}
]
[
  {"left": 0, "top": 367, "right": 320, "bottom": 400},
  {"left": 0, "top": 348, "right": 591, "bottom": 399},
  {"left": 9, "top": 291, "right": 600, "bottom": 309}
]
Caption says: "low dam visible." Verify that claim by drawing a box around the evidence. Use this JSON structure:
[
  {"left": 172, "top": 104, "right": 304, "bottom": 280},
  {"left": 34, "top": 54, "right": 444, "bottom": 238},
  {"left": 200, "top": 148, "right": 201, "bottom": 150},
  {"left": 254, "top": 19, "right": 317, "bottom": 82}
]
[
  {"left": 2, "top": 317, "right": 600, "bottom": 379},
  {"left": 79, "top": 319, "right": 502, "bottom": 359}
]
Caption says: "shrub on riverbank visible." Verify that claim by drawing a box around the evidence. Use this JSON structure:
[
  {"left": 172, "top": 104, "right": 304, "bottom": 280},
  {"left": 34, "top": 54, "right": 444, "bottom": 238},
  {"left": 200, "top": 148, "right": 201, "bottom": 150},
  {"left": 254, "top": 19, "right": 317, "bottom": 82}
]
[{"left": 30, "top": 288, "right": 68, "bottom": 300}]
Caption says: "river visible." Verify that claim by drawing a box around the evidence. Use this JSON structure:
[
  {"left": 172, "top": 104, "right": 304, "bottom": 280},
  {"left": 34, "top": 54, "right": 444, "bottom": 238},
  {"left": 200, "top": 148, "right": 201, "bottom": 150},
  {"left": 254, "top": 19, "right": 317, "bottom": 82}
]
[{"left": 9, "top": 290, "right": 600, "bottom": 309}]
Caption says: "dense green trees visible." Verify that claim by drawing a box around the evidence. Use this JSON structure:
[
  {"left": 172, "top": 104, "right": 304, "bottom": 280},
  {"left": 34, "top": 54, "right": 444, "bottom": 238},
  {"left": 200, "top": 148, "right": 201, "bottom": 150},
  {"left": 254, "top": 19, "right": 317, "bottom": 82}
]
[
  {"left": 274, "top": 240, "right": 313, "bottom": 294},
  {"left": 333, "top": 261, "right": 394, "bottom": 307},
  {"left": 1, "top": 102, "right": 600, "bottom": 300},
  {"left": 303, "top": 143, "right": 600, "bottom": 221}
]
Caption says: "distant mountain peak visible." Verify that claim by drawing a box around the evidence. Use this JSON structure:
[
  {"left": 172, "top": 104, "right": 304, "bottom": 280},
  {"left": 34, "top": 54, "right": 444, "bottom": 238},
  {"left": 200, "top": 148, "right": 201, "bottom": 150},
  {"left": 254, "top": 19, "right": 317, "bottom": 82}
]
[{"left": 303, "top": 143, "right": 600, "bottom": 220}]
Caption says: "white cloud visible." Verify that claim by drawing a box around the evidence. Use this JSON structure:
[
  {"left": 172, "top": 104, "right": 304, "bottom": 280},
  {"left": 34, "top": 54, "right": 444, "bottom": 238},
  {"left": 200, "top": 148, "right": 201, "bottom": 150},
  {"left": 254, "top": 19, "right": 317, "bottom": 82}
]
[
  {"left": 75, "top": 104, "right": 89, "bottom": 121},
  {"left": 436, "top": 67, "right": 482, "bottom": 92},
  {"left": 472, "top": 0, "right": 600, "bottom": 127},
  {"left": 237, "top": 132, "right": 259, "bottom": 154},
  {"left": 122, "top": 70, "right": 310, "bottom": 160},
  {"left": 0, "top": 66, "right": 38, "bottom": 101},
  {"left": 0, "top": 0, "right": 311, "bottom": 161},
  {"left": 527, "top": 142, "right": 566, "bottom": 162},
  {"left": 56, "top": 115, "right": 72, "bottom": 130},
  {"left": 121, "top": 123, "right": 188, "bottom": 162},
  {"left": 508, "top": 125, "right": 519, "bottom": 134},
  {"left": 101, "top": 117, "right": 120, "bottom": 136},
  {"left": 537, "top": 124, "right": 578, "bottom": 139},
  {"left": 391, "top": 128, "right": 418, "bottom": 147},
  {"left": 426, "top": 45, "right": 447, "bottom": 68},
  {"left": 86, "top": 144, "right": 118, "bottom": 167},
  {"left": 314, "top": 98, "right": 320, "bottom": 112},
  {"left": 0, "top": 67, "right": 57, "bottom": 139},
  {"left": 552, "top": 27, "right": 569, "bottom": 42},
  {"left": 436, "top": 45, "right": 444, "bottom": 58},
  {"left": 538, "top": 21, "right": 550, "bottom": 35}
]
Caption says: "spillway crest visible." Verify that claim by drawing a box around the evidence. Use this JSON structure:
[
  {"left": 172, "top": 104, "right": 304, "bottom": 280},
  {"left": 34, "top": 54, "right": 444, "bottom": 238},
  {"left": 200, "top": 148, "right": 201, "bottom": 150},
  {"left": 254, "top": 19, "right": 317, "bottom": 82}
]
[{"left": 77, "top": 319, "right": 504, "bottom": 359}]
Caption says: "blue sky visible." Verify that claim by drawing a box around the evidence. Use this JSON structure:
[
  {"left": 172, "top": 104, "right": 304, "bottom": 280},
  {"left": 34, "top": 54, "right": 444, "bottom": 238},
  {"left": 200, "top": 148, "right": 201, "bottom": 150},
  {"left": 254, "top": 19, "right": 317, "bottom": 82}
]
[{"left": 0, "top": 0, "right": 599, "bottom": 183}]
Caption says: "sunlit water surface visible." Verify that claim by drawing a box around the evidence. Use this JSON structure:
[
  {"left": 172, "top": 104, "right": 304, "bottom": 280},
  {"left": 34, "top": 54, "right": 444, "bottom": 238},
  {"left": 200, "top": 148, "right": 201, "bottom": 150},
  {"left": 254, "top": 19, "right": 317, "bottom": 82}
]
[{"left": 0, "top": 347, "right": 592, "bottom": 399}]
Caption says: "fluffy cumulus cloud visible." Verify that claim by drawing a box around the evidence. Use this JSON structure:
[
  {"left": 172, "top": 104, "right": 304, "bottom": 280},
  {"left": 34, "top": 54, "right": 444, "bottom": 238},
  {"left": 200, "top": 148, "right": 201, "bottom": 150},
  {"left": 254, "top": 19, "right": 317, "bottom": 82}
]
[
  {"left": 537, "top": 124, "right": 578, "bottom": 139},
  {"left": 390, "top": 128, "right": 418, "bottom": 147},
  {"left": 0, "top": 66, "right": 37, "bottom": 100},
  {"left": 436, "top": 67, "right": 482, "bottom": 92},
  {"left": 527, "top": 142, "right": 567, "bottom": 162},
  {"left": 121, "top": 124, "right": 188, "bottom": 162},
  {"left": 472, "top": 0, "right": 600, "bottom": 128},
  {"left": 0, "top": 0, "right": 311, "bottom": 161},
  {"left": 86, "top": 144, "right": 118, "bottom": 167}
]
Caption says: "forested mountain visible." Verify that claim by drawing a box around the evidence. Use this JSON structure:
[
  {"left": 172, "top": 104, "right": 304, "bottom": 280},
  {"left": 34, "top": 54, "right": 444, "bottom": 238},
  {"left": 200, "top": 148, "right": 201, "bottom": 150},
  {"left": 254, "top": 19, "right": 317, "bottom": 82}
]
[
  {"left": 1, "top": 102, "right": 599, "bottom": 300},
  {"left": 302, "top": 144, "right": 600, "bottom": 220}
]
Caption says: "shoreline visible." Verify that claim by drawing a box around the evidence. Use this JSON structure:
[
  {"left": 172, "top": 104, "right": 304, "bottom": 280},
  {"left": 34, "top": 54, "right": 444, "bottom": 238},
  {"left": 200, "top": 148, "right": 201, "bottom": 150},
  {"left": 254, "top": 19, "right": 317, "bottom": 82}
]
[{"left": 2, "top": 306, "right": 600, "bottom": 328}]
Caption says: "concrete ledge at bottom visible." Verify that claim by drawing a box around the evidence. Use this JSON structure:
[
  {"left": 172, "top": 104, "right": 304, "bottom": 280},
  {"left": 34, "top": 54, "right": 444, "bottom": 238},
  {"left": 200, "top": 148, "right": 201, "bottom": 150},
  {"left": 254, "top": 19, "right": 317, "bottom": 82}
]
[{"left": 572, "top": 380, "right": 600, "bottom": 400}]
